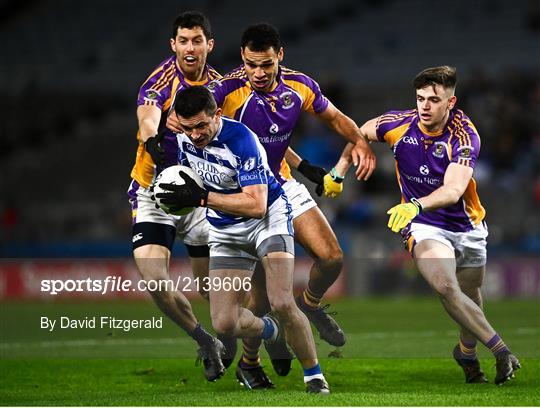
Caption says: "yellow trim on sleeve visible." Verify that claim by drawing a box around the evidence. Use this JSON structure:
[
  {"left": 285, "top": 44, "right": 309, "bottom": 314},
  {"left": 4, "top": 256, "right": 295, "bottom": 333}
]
[
  {"left": 282, "top": 79, "right": 316, "bottom": 112},
  {"left": 384, "top": 123, "right": 410, "bottom": 146},
  {"left": 221, "top": 85, "right": 252, "bottom": 118},
  {"left": 462, "top": 177, "right": 485, "bottom": 226}
]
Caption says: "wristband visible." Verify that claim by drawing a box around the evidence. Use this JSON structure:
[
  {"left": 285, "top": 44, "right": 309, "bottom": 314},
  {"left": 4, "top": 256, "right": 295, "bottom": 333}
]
[
  {"left": 410, "top": 197, "right": 423, "bottom": 213},
  {"left": 329, "top": 167, "right": 345, "bottom": 183}
]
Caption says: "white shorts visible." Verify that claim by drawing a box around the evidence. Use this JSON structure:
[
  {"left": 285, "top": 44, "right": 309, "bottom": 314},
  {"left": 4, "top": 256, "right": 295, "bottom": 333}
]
[
  {"left": 282, "top": 179, "right": 317, "bottom": 220},
  {"left": 208, "top": 193, "right": 293, "bottom": 262},
  {"left": 127, "top": 180, "right": 209, "bottom": 247},
  {"left": 407, "top": 222, "right": 488, "bottom": 267}
]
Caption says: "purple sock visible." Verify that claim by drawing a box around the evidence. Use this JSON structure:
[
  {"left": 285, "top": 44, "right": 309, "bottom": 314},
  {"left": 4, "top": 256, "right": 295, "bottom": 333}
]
[
  {"left": 458, "top": 338, "right": 477, "bottom": 360},
  {"left": 486, "top": 334, "right": 510, "bottom": 357}
]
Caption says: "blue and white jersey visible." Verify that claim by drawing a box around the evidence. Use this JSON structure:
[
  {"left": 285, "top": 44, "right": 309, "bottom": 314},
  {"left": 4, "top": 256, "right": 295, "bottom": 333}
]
[{"left": 176, "top": 117, "right": 285, "bottom": 227}]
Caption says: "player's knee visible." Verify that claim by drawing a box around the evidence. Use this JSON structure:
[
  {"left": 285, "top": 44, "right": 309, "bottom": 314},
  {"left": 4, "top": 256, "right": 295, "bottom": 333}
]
[
  {"left": 316, "top": 245, "right": 344, "bottom": 268},
  {"left": 211, "top": 315, "right": 237, "bottom": 337},
  {"left": 432, "top": 279, "right": 460, "bottom": 300},
  {"left": 136, "top": 262, "right": 169, "bottom": 283},
  {"left": 268, "top": 297, "right": 295, "bottom": 319}
]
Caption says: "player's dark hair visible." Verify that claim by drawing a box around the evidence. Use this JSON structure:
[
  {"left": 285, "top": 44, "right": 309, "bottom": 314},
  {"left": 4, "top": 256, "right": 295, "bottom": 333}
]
[
  {"left": 172, "top": 11, "right": 212, "bottom": 39},
  {"left": 241, "top": 23, "right": 281, "bottom": 52},
  {"left": 174, "top": 86, "right": 217, "bottom": 118},
  {"left": 413, "top": 66, "right": 457, "bottom": 90}
]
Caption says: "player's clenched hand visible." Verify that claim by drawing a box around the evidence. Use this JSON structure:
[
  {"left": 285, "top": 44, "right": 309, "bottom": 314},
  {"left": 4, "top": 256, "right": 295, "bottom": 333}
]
[
  {"left": 351, "top": 139, "right": 376, "bottom": 181},
  {"left": 323, "top": 168, "right": 344, "bottom": 198},
  {"left": 166, "top": 112, "right": 183, "bottom": 133},
  {"left": 386, "top": 202, "right": 420, "bottom": 233},
  {"left": 156, "top": 171, "right": 208, "bottom": 210},
  {"left": 297, "top": 159, "right": 326, "bottom": 197},
  {"left": 144, "top": 131, "right": 166, "bottom": 166}
]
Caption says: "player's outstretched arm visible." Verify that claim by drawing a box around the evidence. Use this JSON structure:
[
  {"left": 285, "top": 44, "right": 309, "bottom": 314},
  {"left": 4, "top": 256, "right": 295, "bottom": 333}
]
[
  {"left": 322, "top": 117, "right": 380, "bottom": 196},
  {"left": 415, "top": 163, "right": 473, "bottom": 212},
  {"left": 207, "top": 184, "right": 269, "bottom": 219},
  {"left": 386, "top": 163, "right": 473, "bottom": 233},
  {"left": 316, "top": 102, "right": 376, "bottom": 181},
  {"left": 285, "top": 147, "right": 327, "bottom": 196}
]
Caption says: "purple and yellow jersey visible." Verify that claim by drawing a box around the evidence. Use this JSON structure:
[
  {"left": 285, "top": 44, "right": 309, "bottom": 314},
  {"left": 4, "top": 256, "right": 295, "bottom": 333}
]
[
  {"left": 376, "top": 108, "right": 485, "bottom": 232},
  {"left": 208, "top": 66, "right": 329, "bottom": 184},
  {"left": 130, "top": 56, "right": 221, "bottom": 188}
]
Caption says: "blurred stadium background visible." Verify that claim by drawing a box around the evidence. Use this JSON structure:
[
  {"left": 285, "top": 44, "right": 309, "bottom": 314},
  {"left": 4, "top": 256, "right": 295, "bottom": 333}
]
[
  {"left": 1, "top": 2, "right": 539, "bottom": 405},
  {"left": 1, "top": 0, "right": 539, "bottom": 300}
]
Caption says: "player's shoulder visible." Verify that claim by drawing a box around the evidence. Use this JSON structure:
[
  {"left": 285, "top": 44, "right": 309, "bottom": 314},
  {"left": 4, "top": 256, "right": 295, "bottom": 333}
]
[
  {"left": 280, "top": 66, "right": 319, "bottom": 87},
  {"left": 145, "top": 56, "right": 176, "bottom": 80},
  {"left": 206, "top": 64, "right": 222, "bottom": 80},
  {"left": 377, "top": 109, "right": 417, "bottom": 127},
  {"left": 220, "top": 116, "right": 254, "bottom": 138},
  {"left": 209, "top": 66, "right": 247, "bottom": 94},
  {"left": 448, "top": 108, "right": 480, "bottom": 141}
]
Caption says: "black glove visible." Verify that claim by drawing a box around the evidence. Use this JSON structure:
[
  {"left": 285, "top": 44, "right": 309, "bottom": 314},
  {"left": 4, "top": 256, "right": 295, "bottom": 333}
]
[
  {"left": 155, "top": 171, "right": 208, "bottom": 211},
  {"left": 297, "top": 159, "right": 326, "bottom": 197},
  {"left": 144, "top": 131, "right": 166, "bottom": 166}
]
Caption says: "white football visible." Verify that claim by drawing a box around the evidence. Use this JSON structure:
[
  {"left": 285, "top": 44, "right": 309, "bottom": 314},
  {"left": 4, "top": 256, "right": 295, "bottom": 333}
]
[{"left": 153, "top": 165, "right": 204, "bottom": 216}]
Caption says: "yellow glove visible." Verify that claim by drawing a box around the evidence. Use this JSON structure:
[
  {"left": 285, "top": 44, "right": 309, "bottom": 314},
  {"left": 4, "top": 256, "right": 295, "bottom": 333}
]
[
  {"left": 323, "top": 168, "right": 344, "bottom": 198},
  {"left": 386, "top": 199, "right": 422, "bottom": 233}
]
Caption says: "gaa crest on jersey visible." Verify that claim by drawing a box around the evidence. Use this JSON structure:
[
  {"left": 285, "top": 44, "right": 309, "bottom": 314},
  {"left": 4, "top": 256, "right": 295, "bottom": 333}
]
[
  {"left": 403, "top": 136, "right": 419, "bottom": 145},
  {"left": 419, "top": 165, "right": 430, "bottom": 175},
  {"left": 280, "top": 91, "right": 295, "bottom": 110},
  {"left": 432, "top": 141, "right": 447, "bottom": 158},
  {"left": 457, "top": 145, "right": 473, "bottom": 160},
  {"left": 243, "top": 157, "right": 256, "bottom": 171}
]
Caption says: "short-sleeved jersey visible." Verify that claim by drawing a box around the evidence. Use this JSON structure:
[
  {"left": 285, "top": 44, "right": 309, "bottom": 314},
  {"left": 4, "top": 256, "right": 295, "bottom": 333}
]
[
  {"left": 208, "top": 66, "right": 329, "bottom": 184},
  {"left": 176, "top": 117, "right": 285, "bottom": 227},
  {"left": 376, "top": 108, "right": 485, "bottom": 232},
  {"left": 130, "top": 56, "right": 221, "bottom": 188}
]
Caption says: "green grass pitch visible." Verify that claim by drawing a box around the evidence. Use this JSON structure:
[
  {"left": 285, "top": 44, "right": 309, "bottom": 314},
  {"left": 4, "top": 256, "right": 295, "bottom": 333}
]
[{"left": 1, "top": 298, "right": 539, "bottom": 406}]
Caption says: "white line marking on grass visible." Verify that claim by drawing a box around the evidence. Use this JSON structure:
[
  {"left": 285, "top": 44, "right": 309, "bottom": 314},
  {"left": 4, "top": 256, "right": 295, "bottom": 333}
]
[{"left": 1, "top": 327, "right": 537, "bottom": 350}]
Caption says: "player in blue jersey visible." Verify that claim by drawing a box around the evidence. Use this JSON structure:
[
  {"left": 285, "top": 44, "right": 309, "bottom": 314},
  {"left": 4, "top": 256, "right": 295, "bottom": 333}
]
[
  {"left": 166, "top": 24, "right": 376, "bottom": 383},
  {"left": 156, "top": 85, "right": 330, "bottom": 394},
  {"left": 127, "top": 11, "right": 227, "bottom": 382},
  {"left": 333, "top": 66, "right": 520, "bottom": 385}
]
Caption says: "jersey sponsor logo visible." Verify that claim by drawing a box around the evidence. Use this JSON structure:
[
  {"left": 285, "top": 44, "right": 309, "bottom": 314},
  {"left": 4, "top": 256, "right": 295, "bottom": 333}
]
[
  {"left": 280, "top": 91, "right": 295, "bottom": 110},
  {"left": 457, "top": 145, "right": 474, "bottom": 159},
  {"left": 259, "top": 131, "right": 292, "bottom": 144},
  {"left": 133, "top": 233, "right": 143, "bottom": 243},
  {"left": 189, "top": 159, "right": 235, "bottom": 186},
  {"left": 403, "top": 136, "right": 419, "bottom": 145},
  {"left": 239, "top": 172, "right": 260, "bottom": 182},
  {"left": 243, "top": 157, "right": 256, "bottom": 171},
  {"left": 269, "top": 123, "right": 279, "bottom": 134},
  {"left": 419, "top": 165, "right": 430, "bottom": 175},
  {"left": 403, "top": 173, "right": 441, "bottom": 186},
  {"left": 219, "top": 173, "right": 233, "bottom": 183},
  {"left": 433, "top": 141, "right": 447, "bottom": 158}
]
